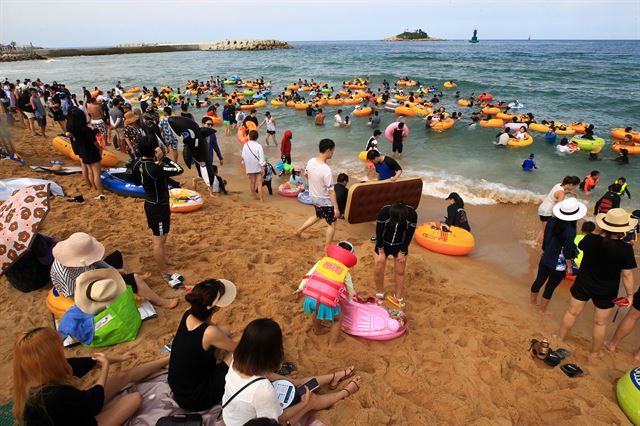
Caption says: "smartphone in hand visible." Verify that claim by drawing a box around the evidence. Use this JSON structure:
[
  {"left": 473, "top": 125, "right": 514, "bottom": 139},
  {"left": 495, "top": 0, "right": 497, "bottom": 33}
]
[{"left": 295, "top": 378, "right": 319, "bottom": 397}]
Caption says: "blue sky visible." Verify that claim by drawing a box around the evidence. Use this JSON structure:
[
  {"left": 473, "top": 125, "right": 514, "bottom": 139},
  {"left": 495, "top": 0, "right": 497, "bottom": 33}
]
[{"left": 1, "top": 0, "right": 638, "bottom": 47}]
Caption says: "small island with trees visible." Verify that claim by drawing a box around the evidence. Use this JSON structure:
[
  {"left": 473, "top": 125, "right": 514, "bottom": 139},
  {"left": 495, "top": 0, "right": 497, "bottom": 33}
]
[{"left": 383, "top": 29, "right": 446, "bottom": 42}]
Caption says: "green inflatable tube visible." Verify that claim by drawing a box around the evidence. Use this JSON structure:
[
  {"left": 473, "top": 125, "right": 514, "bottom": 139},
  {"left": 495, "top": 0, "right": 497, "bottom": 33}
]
[
  {"left": 616, "top": 367, "right": 640, "bottom": 425},
  {"left": 570, "top": 136, "right": 605, "bottom": 151},
  {"left": 223, "top": 80, "right": 236, "bottom": 85},
  {"left": 243, "top": 90, "right": 255, "bottom": 96},
  {"left": 320, "top": 88, "right": 333, "bottom": 93}
]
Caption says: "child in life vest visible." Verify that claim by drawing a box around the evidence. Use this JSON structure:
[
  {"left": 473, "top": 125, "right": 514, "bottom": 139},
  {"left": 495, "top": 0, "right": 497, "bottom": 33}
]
[{"left": 295, "top": 241, "right": 357, "bottom": 347}]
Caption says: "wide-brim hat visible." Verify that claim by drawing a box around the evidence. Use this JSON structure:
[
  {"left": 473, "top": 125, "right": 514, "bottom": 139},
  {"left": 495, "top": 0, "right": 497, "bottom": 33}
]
[
  {"left": 552, "top": 197, "right": 587, "bottom": 221},
  {"left": 75, "top": 268, "right": 126, "bottom": 315},
  {"left": 52, "top": 232, "right": 105, "bottom": 267},
  {"left": 596, "top": 208, "right": 638, "bottom": 233},
  {"left": 213, "top": 279, "right": 237, "bottom": 307},
  {"left": 124, "top": 111, "right": 138, "bottom": 126}
]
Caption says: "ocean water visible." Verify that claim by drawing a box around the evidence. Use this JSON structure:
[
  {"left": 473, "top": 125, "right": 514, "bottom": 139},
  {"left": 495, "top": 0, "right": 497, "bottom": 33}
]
[{"left": 1, "top": 40, "right": 639, "bottom": 205}]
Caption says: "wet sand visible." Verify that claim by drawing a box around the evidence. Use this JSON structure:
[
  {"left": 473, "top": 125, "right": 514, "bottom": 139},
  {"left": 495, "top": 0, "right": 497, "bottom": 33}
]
[{"left": 0, "top": 122, "right": 638, "bottom": 425}]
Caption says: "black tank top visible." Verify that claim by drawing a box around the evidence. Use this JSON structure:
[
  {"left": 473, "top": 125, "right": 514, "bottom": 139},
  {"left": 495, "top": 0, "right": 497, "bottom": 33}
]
[{"left": 168, "top": 311, "right": 222, "bottom": 409}]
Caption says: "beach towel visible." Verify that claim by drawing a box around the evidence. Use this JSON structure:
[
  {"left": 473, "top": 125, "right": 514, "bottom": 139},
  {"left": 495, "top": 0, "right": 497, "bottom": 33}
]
[
  {"left": 0, "top": 178, "right": 64, "bottom": 201},
  {"left": 122, "top": 372, "right": 325, "bottom": 426}
]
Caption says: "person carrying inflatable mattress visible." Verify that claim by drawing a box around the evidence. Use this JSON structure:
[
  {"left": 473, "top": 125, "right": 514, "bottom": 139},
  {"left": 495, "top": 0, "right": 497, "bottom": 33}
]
[{"left": 295, "top": 241, "right": 357, "bottom": 347}]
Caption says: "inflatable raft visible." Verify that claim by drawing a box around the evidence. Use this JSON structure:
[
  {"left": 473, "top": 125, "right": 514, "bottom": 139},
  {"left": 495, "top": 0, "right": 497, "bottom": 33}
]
[
  {"left": 611, "top": 143, "right": 640, "bottom": 155},
  {"left": 508, "top": 135, "right": 534, "bottom": 147},
  {"left": 100, "top": 168, "right": 145, "bottom": 197},
  {"left": 278, "top": 183, "right": 301, "bottom": 197},
  {"left": 341, "top": 298, "right": 408, "bottom": 341},
  {"left": 415, "top": 222, "right": 475, "bottom": 256},
  {"left": 169, "top": 188, "right": 203, "bottom": 213},
  {"left": 570, "top": 136, "right": 605, "bottom": 152},
  {"left": 52, "top": 136, "right": 119, "bottom": 167}
]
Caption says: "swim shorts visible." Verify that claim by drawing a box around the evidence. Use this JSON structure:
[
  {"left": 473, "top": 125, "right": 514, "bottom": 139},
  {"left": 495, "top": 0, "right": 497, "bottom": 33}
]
[
  {"left": 375, "top": 243, "right": 406, "bottom": 257},
  {"left": 539, "top": 215, "right": 551, "bottom": 222},
  {"left": 223, "top": 120, "right": 230, "bottom": 125},
  {"left": 52, "top": 110, "right": 65, "bottom": 121},
  {"left": 314, "top": 205, "right": 337, "bottom": 225},
  {"left": 570, "top": 281, "right": 616, "bottom": 310},
  {"left": 392, "top": 141, "right": 403, "bottom": 153},
  {"left": 36, "top": 116, "right": 46, "bottom": 127},
  {"left": 144, "top": 202, "right": 171, "bottom": 236},
  {"left": 23, "top": 111, "right": 35, "bottom": 119},
  {"left": 267, "top": 130, "right": 276, "bottom": 135}
]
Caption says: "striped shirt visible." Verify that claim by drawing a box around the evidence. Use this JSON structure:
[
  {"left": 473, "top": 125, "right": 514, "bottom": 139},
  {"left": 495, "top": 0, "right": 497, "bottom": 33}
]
[{"left": 50, "top": 259, "right": 95, "bottom": 297}]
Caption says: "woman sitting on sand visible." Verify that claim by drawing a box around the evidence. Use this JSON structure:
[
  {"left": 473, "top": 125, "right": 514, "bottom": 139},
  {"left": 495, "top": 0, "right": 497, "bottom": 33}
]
[
  {"left": 50, "top": 232, "right": 177, "bottom": 309},
  {"left": 557, "top": 208, "right": 637, "bottom": 358},
  {"left": 13, "top": 327, "right": 169, "bottom": 426},
  {"left": 530, "top": 198, "right": 586, "bottom": 315},
  {"left": 222, "top": 318, "right": 361, "bottom": 426},
  {"left": 168, "top": 279, "right": 238, "bottom": 411}
]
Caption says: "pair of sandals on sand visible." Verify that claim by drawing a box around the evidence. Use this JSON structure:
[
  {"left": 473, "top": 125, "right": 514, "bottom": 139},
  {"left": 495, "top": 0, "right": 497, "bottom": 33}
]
[
  {"left": 529, "top": 339, "right": 583, "bottom": 378},
  {"left": 276, "top": 363, "right": 360, "bottom": 396},
  {"left": 375, "top": 293, "right": 405, "bottom": 308},
  {"left": 163, "top": 273, "right": 185, "bottom": 289}
]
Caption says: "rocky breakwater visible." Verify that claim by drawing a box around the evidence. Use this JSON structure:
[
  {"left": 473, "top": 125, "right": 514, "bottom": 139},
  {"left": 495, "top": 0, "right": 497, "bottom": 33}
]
[
  {"left": 0, "top": 50, "right": 43, "bottom": 62},
  {"left": 199, "top": 39, "right": 292, "bottom": 51}
]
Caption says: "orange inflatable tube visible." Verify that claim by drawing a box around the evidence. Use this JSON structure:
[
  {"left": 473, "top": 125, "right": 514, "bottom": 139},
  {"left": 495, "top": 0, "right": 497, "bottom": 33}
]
[
  {"left": 354, "top": 107, "right": 373, "bottom": 117},
  {"left": 431, "top": 118, "right": 455, "bottom": 131}
]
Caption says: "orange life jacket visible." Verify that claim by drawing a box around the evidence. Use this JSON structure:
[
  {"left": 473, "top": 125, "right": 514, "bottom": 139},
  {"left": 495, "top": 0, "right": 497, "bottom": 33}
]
[{"left": 302, "top": 257, "right": 350, "bottom": 308}]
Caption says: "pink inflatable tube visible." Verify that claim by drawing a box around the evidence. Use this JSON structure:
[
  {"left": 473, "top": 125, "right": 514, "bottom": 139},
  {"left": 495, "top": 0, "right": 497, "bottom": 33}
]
[{"left": 385, "top": 122, "right": 409, "bottom": 142}]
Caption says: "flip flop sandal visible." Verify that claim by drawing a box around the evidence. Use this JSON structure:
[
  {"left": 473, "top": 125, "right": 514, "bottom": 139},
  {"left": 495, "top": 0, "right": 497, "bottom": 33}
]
[
  {"left": 544, "top": 351, "right": 562, "bottom": 367},
  {"left": 163, "top": 273, "right": 185, "bottom": 289},
  {"left": 329, "top": 366, "right": 355, "bottom": 390},
  {"left": 386, "top": 294, "right": 405, "bottom": 308},
  {"left": 555, "top": 348, "right": 571, "bottom": 359},
  {"left": 342, "top": 378, "right": 360, "bottom": 398},
  {"left": 276, "top": 361, "right": 296, "bottom": 376},
  {"left": 560, "top": 363, "right": 583, "bottom": 378}
]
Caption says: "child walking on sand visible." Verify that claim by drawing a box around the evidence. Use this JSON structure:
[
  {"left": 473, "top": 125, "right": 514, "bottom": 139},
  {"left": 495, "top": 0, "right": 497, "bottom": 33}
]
[{"left": 295, "top": 241, "right": 357, "bottom": 347}]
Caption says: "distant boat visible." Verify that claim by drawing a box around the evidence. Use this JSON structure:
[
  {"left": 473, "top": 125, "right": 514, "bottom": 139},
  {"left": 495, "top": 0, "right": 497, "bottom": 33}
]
[
  {"left": 469, "top": 29, "right": 479, "bottom": 44},
  {"left": 528, "top": 35, "right": 531, "bottom": 41}
]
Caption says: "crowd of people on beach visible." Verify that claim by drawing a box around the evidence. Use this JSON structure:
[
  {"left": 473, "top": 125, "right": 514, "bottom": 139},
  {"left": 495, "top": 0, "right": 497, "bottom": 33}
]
[{"left": 1, "top": 73, "right": 639, "bottom": 425}]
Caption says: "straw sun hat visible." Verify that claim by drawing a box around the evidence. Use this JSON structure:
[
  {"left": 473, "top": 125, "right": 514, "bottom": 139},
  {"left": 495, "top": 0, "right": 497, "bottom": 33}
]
[
  {"left": 596, "top": 208, "right": 638, "bottom": 233},
  {"left": 124, "top": 111, "right": 138, "bottom": 126},
  {"left": 74, "top": 268, "right": 126, "bottom": 315},
  {"left": 52, "top": 232, "right": 105, "bottom": 267},
  {"left": 552, "top": 197, "right": 587, "bottom": 222}
]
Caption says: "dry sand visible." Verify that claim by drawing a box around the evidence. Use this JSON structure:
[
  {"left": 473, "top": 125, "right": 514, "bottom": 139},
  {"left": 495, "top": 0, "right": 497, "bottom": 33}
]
[{"left": 0, "top": 122, "right": 638, "bottom": 425}]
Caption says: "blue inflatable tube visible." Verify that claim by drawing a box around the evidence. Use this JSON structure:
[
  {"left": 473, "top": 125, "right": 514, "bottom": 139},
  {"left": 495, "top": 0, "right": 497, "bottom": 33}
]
[
  {"left": 297, "top": 191, "right": 313, "bottom": 205},
  {"left": 101, "top": 169, "right": 145, "bottom": 197},
  {"left": 252, "top": 94, "right": 265, "bottom": 100}
]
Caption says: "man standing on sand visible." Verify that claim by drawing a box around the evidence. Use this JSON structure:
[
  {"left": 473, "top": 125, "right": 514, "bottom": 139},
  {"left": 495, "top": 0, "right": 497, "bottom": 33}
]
[
  {"left": 133, "top": 136, "right": 185, "bottom": 288},
  {"left": 294, "top": 139, "right": 339, "bottom": 246},
  {"left": 374, "top": 203, "right": 418, "bottom": 308},
  {"left": 241, "top": 129, "right": 266, "bottom": 202}
]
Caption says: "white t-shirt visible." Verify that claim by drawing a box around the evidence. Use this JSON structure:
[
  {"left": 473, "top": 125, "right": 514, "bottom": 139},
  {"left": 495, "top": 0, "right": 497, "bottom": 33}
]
[
  {"left": 222, "top": 366, "right": 283, "bottom": 426},
  {"left": 497, "top": 133, "right": 510, "bottom": 146},
  {"left": 241, "top": 140, "right": 265, "bottom": 174},
  {"left": 306, "top": 157, "right": 333, "bottom": 207},
  {"left": 538, "top": 183, "right": 564, "bottom": 217},
  {"left": 333, "top": 114, "right": 343, "bottom": 127},
  {"left": 556, "top": 144, "right": 570, "bottom": 154}
]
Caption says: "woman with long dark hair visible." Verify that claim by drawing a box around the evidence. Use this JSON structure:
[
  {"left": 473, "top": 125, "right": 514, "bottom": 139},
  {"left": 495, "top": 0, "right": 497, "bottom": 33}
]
[
  {"left": 66, "top": 106, "right": 105, "bottom": 199},
  {"left": 444, "top": 192, "right": 471, "bottom": 231},
  {"left": 168, "top": 279, "right": 238, "bottom": 411},
  {"left": 557, "top": 208, "right": 637, "bottom": 358},
  {"left": 374, "top": 202, "right": 418, "bottom": 308},
  {"left": 222, "top": 319, "right": 361, "bottom": 426}
]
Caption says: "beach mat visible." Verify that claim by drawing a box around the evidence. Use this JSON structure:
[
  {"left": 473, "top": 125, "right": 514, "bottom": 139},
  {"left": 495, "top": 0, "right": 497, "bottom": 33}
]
[
  {"left": 0, "top": 402, "right": 13, "bottom": 426},
  {"left": 345, "top": 177, "right": 423, "bottom": 224},
  {"left": 29, "top": 165, "right": 83, "bottom": 175}
]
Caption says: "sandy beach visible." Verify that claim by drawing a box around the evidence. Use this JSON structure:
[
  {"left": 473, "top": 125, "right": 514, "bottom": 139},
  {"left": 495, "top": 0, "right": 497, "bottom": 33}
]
[{"left": 1, "top": 122, "right": 638, "bottom": 425}]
